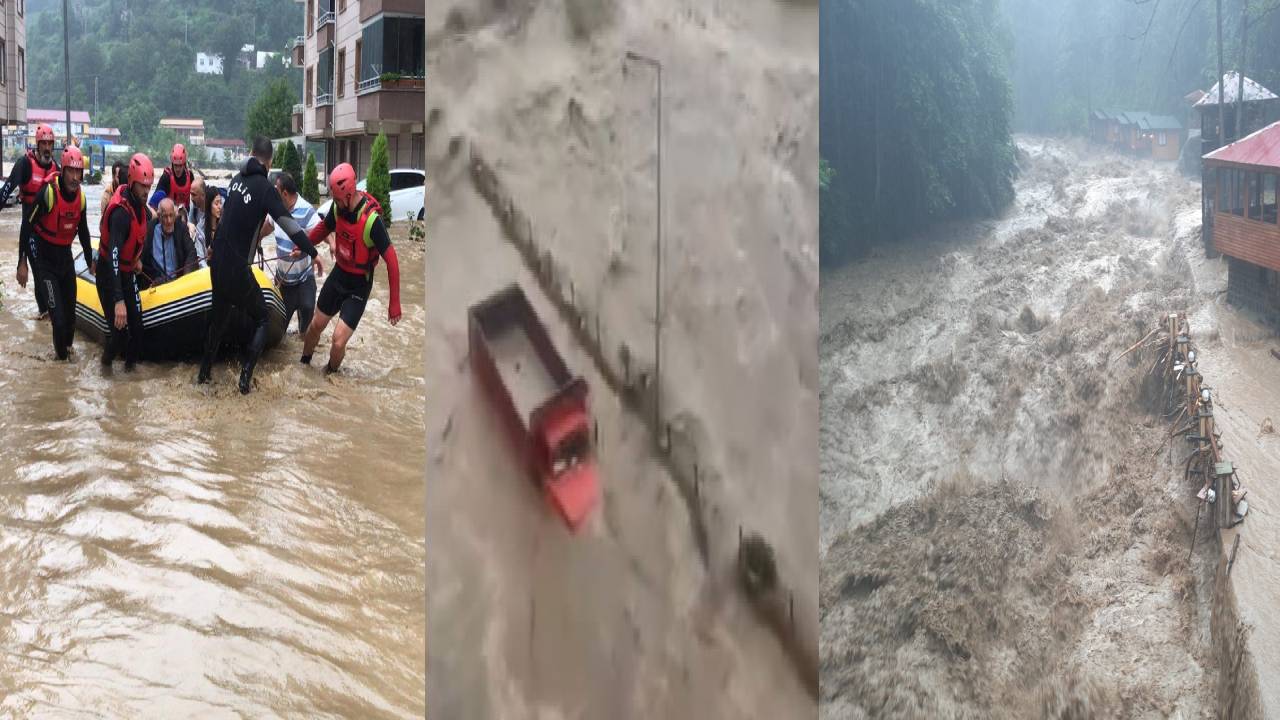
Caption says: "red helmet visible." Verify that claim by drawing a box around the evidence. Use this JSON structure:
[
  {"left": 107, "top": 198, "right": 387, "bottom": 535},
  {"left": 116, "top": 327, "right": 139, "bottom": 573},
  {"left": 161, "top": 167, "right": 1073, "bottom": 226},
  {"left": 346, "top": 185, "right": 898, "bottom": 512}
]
[
  {"left": 128, "top": 153, "right": 154, "bottom": 187},
  {"left": 171, "top": 143, "right": 187, "bottom": 166},
  {"left": 328, "top": 163, "right": 357, "bottom": 206},
  {"left": 60, "top": 145, "right": 84, "bottom": 170},
  {"left": 35, "top": 124, "right": 54, "bottom": 143}
]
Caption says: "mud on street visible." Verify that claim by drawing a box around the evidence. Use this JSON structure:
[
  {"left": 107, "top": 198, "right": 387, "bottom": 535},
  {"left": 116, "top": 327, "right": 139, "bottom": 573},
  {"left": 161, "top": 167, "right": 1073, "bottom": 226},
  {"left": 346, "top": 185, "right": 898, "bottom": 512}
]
[
  {"left": 819, "top": 137, "right": 1240, "bottom": 718},
  {"left": 0, "top": 206, "right": 427, "bottom": 717}
]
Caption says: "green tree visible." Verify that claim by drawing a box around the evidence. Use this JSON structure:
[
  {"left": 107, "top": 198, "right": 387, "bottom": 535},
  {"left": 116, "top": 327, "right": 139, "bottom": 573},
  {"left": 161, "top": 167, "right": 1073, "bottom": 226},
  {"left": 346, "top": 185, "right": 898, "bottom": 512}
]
[
  {"left": 302, "top": 151, "right": 320, "bottom": 205},
  {"left": 276, "top": 140, "right": 288, "bottom": 164},
  {"left": 281, "top": 140, "right": 302, "bottom": 182},
  {"left": 367, "top": 131, "right": 392, "bottom": 226},
  {"left": 821, "top": 0, "right": 1017, "bottom": 265},
  {"left": 245, "top": 78, "right": 295, "bottom": 145}
]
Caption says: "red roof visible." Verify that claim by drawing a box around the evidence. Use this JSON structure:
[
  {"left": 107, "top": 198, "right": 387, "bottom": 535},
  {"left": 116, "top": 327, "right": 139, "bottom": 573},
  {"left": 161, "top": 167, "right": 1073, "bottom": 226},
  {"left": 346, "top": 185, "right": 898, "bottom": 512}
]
[
  {"left": 28, "top": 108, "right": 92, "bottom": 123},
  {"left": 1204, "top": 121, "right": 1280, "bottom": 168}
]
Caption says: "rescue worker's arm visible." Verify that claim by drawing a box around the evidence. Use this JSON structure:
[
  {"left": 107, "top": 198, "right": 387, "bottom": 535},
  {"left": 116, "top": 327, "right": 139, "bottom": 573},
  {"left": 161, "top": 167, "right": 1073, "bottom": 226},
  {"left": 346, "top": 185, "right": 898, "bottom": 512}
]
[
  {"left": 107, "top": 206, "right": 132, "bottom": 304},
  {"left": 305, "top": 211, "right": 335, "bottom": 250},
  {"left": 77, "top": 211, "right": 94, "bottom": 273},
  {"left": 0, "top": 156, "right": 31, "bottom": 209},
  {"left": 369, "top": 219, "right": 401, "bottom": 324},
  {"left": 14, "top": 184, "right": 51, "bottom": 284},
  {"left": 266, "top": 186, "right": 318, "bottom": 258},
  {"left": 149, "top": 172, "right": 170, "bottom": 209}
]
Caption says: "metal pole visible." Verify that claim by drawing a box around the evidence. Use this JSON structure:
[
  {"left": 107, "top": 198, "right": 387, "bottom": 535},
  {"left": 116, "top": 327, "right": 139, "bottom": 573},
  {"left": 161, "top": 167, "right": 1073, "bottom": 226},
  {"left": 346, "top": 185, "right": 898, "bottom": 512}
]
[
  {"left": 655, "top": 63, "right": 661, "bottom": 430},
  {"left": 625, "top": 50, "right": 663, "bottom": 430},
  {"left": 61, "top": 0, "right": 72, "bottom": 144}
]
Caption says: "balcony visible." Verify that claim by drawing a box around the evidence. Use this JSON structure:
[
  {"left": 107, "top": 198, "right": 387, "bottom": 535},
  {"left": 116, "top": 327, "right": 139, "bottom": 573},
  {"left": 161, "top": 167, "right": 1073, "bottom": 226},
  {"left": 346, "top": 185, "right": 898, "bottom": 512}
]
[
  {"left": 292, "top": 103, "right": 304, "bottom": 134},
  {"left": 291, "top": 37, "right": 304, "bottom": 66},
  {"left": 356, "top": 74, "right": 425, "bottom": 123},
  {"left": 316, "top": 11, "right": 335, "bottom": 47},
  {"left": 359, "top": 0, "right": 423, "bottom": 22},
  {"left": 313, "top": 103, "right": 333, "bottom": 134}
]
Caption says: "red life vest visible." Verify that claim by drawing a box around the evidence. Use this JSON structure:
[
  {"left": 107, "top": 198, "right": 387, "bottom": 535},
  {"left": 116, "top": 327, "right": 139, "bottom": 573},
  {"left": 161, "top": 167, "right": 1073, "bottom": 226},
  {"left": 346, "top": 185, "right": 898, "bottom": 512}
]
[
  {"left": 32, "top": 177, "right": 86, "bottom": 247},
  {"left": 332, "top": 192, "right": 383, "bottom": 277},
  {"left": 98, "top": 185, "right": 147, "bottom": 273},
  {"left": 20, "top": 150, "right": 58, "bottom": 205},
  {"left": 166, "top": 168, "right": 192, "bottom": 207}
]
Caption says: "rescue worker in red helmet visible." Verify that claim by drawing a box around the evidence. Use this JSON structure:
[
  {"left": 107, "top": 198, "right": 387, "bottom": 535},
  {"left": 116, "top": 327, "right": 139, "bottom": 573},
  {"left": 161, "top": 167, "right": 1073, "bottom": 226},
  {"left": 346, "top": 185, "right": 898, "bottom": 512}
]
[
  {"left": 97, "top": 153, "right": 153, "bottom": 370},
  {"left": 25, "top": 146, "right": 93, "bottom": 360},
  {"left": 299, "top": 162, "right": 402, "bottom": 374},
  {"left": 2, "top": 123, "right": 60, "bottom": 318},
  {"left": 149, "top": 143, "right": 195, "bottom": 212}
]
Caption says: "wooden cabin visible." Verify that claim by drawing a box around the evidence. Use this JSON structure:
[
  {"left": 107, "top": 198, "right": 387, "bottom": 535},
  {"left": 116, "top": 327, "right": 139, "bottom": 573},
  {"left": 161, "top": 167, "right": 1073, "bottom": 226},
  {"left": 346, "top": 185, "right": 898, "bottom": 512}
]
[
  {"left": 1116, "top": 112, "right": 1148, "bottom": 154},
  {"left": 1137, "top": 115, "right": 1185, "bottom": 161},
  {"left": 1089, "top": 109, "right": 1122, "bottom": 145},
  {"left": 1194, "top": 72, "right": 1280, "bottom": 155},
  {"left": 1203, "top": 121, "right": 1280, "bottom": 327}
]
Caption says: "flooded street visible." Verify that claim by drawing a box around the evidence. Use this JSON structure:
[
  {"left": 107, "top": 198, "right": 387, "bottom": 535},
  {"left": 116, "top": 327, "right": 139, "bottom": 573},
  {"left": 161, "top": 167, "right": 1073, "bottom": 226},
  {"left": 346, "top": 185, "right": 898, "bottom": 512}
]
[{"left": 0, "top": 199, "right": 426, "bottom": 717}]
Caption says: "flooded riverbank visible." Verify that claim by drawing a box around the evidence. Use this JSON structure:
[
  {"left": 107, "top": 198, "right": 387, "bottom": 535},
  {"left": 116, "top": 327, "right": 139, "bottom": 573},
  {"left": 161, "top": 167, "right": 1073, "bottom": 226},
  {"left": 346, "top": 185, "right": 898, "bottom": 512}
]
[
  {"left": 0, "top": 207, "right": 427, "bottom": 717},
  {"left": 820, "top": 137, "right": 1223, "bottom": 717}
]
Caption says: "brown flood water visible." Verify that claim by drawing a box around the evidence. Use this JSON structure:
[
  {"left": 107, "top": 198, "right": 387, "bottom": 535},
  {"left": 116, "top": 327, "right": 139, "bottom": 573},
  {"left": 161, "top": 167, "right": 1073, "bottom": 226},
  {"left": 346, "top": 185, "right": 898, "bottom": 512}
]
[{"left": 0, "top": 201, "right": 426, "bottom": 718}]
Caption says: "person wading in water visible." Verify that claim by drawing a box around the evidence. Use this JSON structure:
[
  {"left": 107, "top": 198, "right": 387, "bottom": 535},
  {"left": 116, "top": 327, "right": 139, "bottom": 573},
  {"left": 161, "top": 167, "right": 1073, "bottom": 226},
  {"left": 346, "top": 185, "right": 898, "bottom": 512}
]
[
  {"left": 26, "top": 145, "right": 93, "bottom": 360},
  {"left": 1, "top": 124, "right": 60, "bottom": 319},
  {"left": 197, "top": 136, "right": 318, "bottom": 394}
]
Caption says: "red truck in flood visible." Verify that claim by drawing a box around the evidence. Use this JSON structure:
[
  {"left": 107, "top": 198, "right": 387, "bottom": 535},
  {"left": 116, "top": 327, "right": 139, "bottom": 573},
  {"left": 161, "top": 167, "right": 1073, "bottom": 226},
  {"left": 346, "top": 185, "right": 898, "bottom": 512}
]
[{"left": 468, "top": 283, "right": 599, "bottom": 531}]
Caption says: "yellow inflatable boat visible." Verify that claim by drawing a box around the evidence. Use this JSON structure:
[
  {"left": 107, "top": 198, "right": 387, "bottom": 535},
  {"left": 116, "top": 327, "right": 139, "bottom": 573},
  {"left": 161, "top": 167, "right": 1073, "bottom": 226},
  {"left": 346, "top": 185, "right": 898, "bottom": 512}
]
[{"left": 73, "top": 246, "right": 286, "bottom": 361}]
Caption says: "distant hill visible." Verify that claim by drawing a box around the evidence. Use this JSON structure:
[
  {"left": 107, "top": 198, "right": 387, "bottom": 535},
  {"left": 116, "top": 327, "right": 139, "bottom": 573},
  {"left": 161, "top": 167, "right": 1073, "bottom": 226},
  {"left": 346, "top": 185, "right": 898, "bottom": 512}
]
[{"left": 25, "top": 0, "right": 302, "bottom": 143}]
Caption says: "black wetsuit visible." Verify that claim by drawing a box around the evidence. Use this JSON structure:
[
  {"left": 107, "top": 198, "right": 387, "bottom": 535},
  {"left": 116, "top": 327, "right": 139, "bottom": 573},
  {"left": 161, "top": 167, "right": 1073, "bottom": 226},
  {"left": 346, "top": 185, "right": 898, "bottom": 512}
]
[
  {"left": 27, "top": 179, "right": 92, "bottom": 359},
  {"left": 97, "top": 192, "right": 148, "bottom": 367},
  {"left": 198, "top": 157, "right": 316, "bottom": 391},
  {"left": 3, "top": 154, "right": 59, "bottom": 315}
]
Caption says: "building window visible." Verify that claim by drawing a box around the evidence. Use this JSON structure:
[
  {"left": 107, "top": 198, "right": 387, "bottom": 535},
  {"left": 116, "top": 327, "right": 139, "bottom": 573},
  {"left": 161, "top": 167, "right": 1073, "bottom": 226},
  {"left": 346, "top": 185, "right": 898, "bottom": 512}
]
[
  {"left": 1158, "top": 131, "right": 1167, "bottom": 146},
  {"left": 317, "top": 46, "right": 334, "bottom": 101},
  {"left": 1248, "top": 172, "right": 1261, "bottom": 221},
  {"left": 355, "top": 40, "right": 362, "bottom": 86},
  {"left": 305, "top": 67, "right": 313, "bottom": 105},
  {"left": 1233, "top": 169, "right": 1245, "bottom": 217},
  {"left": 339, "top": 0, "right": 345, "bottom": 13},
  {"left": 361, "top": 17, "right": 426, "bottom": 83},
  {"left": 337, "top": 48, "right": 346, "bottom": 98},
  {"left": 1264, "top": 174, "right": 1278, "bottom": 224},
  {"left": 1, "top": 40, "right": 7, "bottom": 87},
  {"left": 306, "top": 0, "right": 314, "bottom": 36},
  {"left": 18, "top": 0, "right": 22, "bottom": 16},
  {"left": 18, "top": 47, "right": 24, "bottom": 91}
]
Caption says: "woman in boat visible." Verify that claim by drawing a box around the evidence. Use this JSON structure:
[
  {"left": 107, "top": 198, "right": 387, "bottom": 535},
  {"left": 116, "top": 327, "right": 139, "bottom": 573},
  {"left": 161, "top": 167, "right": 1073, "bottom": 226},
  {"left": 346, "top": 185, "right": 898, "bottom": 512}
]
[{"left": 198, "top": 187, "right": 224, "bottom": 265}]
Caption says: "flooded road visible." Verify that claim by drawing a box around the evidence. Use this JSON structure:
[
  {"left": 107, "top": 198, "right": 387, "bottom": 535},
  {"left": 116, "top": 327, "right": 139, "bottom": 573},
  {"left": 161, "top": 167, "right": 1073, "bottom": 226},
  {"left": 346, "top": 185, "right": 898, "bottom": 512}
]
[
  {"left": 0, "top": 198, "right": 426, "bottom": 717},
  {"left": 426, "top": 138, "right": 812, "bottom": 718}
]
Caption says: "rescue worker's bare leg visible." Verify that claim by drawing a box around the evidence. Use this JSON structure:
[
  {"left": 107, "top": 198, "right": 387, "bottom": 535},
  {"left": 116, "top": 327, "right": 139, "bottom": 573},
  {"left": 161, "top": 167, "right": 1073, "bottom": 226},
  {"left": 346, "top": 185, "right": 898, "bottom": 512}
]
[{"left": 325, "top": 319, "right": 355, "bottom": 373}]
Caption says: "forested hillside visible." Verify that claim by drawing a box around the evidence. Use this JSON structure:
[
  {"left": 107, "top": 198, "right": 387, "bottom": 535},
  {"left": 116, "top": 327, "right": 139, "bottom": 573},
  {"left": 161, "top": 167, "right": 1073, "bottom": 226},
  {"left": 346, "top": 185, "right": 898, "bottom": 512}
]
[
  {"left": 24, "top": 0, "right": 302, "bottom": 144},
  {"left": 820, "top": 0, "right": 1017, "bottom": 265}
]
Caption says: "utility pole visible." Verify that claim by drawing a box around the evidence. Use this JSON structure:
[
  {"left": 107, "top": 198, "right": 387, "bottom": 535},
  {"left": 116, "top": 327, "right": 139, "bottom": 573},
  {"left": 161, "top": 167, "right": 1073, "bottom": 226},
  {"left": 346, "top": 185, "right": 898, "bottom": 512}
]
[
  {"left": 625, "top": 50, "right": 663, "bottom": 432},
  {"left": 1217, "top": 0, "right": 1225, "bottom": 147},
  {"left": 1237, "top": 1, "right": 1248, "bottom": 141},
  {"left": 61, "top": 0, "right": 72, "bottom": 144}
]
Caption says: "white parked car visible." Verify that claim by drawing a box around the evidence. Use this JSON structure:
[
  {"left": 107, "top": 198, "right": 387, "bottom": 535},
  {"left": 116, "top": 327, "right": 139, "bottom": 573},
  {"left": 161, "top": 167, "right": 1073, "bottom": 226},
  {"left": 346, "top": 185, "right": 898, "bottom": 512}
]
[{"left": 317, "top": 168, "right": 425, "bottom": 222}]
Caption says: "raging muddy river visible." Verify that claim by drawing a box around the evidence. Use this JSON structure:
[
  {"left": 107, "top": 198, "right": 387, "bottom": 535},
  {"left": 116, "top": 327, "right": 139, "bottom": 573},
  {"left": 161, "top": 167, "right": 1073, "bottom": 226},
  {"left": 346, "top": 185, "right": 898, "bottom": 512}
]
[
  {"left": 0, "top": 187, "right": 426, "bottom": 718},
  {"left": 821, "top": 138, "right": 1225, "bottom": 717}
]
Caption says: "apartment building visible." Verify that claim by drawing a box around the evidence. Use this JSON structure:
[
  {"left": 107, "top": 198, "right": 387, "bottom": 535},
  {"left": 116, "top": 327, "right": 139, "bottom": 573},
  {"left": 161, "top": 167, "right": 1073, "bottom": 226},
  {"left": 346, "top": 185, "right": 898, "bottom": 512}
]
[
  {"left": 0, "top": 0, "right": 26, "bottom": 155},
  {"left": 293, "top": 0, "right": 423, "bottom": 177}
]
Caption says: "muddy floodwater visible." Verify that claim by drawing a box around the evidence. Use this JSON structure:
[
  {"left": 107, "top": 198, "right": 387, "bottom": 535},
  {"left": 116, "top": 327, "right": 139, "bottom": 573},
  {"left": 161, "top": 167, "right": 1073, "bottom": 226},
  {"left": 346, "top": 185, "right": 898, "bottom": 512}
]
[{"left": 0, "top": 196, "right": 426, "bottom": 718}]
